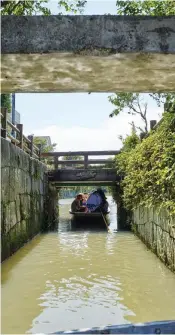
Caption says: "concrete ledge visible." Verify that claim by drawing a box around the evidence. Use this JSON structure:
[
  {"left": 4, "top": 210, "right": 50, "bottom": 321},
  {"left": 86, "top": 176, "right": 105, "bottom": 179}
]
[
  {"left": 2, "top": 15, "right": 175, "bottom": 54},
  {"left": 1, "top": 15, "right": 175, "bottom": 92}
]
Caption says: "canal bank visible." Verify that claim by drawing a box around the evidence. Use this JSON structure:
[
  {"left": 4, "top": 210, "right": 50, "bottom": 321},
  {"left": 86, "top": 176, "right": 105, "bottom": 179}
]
[{"left": 1, "top": 197, "right": 175, "bottom": 334}]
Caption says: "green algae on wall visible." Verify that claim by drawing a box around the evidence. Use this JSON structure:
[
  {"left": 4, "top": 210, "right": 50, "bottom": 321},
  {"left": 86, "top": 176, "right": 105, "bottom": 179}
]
[
  {"left": 1, "top": 138, "right": 51, "bottom": 261},
  {"left": 132, "top": 207, "right": 175, "bottom": 273}
]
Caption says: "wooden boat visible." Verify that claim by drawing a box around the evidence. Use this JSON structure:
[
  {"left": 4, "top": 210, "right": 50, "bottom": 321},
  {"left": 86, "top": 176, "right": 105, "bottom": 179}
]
[
  {"left": 69, "top": 210, "right": 110, "bottom": 230},
  {"left": 53, "top": 320, "right": 175, "bottom": 334},
  {"left": 70, "top": 189, "right": 110, "bottom": 229},
  {"left": 69, "top": 209, "right": 110, "bottom": 218}
]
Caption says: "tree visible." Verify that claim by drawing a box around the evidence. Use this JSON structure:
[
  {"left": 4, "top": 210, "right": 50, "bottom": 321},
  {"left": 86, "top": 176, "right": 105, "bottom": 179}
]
[
  {"left": 1, "top": 0, "right": 87, "bottom": 15},
  {"left": 33, "top": 137, "right": 57, "bottom": 153},
  {"left": 1, "top": 94, "right": 11, "bottom": 112},
  {"left": 109, "top": 93, "right": 150, "bottom": 133},
  {"left": 109, "top": 93, "right": 175, "bottom": 133},
  {"left": 116, "top": 0, "right": 175, "bottom": 16}
]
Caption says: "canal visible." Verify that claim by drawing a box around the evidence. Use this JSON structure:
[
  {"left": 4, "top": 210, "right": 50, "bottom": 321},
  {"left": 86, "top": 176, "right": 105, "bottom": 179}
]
[{"left": 1, "top": 197, "right": 175, "bottom": 334}]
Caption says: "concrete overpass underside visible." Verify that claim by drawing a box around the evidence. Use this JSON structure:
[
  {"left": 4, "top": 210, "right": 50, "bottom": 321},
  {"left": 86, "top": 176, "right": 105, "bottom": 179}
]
[{"left": 1, "top": 15, "right": 175, "bottom": 93}]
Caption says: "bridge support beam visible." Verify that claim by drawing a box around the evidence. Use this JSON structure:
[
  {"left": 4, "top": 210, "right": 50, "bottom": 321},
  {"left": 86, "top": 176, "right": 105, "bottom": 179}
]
[
  {"left": 47, "top": 169, "right": 119, "bottom": 185},
  {"left": 2, "top": 15, "right": 175, "bottom": 93}
]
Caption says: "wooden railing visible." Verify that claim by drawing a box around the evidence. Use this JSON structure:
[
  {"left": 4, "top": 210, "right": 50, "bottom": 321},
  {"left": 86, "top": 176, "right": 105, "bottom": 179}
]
[
  {"left": 1, "top": 108, "right": 41, "bottom": 159},
  {"left": 41, "top": 150, "right": 120, "bottom": 170}
]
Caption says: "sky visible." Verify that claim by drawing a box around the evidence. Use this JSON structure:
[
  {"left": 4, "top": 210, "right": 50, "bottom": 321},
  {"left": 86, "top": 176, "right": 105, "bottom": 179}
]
[{"left": 15, "top": 0, "right": 163, "bottom": 153}]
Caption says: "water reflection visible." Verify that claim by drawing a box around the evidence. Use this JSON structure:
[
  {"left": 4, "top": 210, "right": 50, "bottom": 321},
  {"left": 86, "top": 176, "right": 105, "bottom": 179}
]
[{"left": 1, "top": 197, "right": 175, "bottom": 334}]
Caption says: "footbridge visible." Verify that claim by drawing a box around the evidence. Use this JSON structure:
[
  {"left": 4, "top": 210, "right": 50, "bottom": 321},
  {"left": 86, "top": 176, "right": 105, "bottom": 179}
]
[{"left": 42, "top": 151, "right": 121, "bottom": 187}]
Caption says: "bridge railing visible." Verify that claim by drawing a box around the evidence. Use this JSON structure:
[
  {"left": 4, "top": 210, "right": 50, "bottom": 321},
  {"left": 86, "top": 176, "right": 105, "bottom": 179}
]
[
  {"left": 41, "top": 150, "right": 120, "bottom": 169},
  {"left": 1, "top": 107, "right": 41, "bottom": 159}
]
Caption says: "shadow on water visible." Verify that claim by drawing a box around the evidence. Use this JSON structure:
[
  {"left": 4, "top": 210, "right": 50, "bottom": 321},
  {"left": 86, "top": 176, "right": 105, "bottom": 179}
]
[
  {"left": 70, "top": 217, "right": 109, "bottom": 232},
  {"left": 1, "top": 234, "right": 46, "bottom": 285}
]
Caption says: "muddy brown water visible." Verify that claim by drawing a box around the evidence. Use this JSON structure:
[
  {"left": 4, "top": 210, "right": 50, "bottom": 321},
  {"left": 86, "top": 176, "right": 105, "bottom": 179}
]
[{"left": 1, "top": 197, "right": 175, "bottom": 334}]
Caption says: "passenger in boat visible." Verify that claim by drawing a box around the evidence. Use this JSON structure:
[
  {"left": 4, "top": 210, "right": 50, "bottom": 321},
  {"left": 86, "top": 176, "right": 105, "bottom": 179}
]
[
  {"left": 71, "top": 194, "right": 88, "bottom": 213},
  {"left": 84, "top": 193, "right": 89, "bottom": 201},
  {"left": 82, "top": 193, "right": 89, "bottom": 205},
  {"left": 71, "top": 194, "right": 83, "bottom": 212}
]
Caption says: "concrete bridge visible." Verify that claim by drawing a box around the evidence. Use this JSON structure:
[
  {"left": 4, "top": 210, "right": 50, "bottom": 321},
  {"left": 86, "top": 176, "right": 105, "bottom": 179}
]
[
  {"left": 42, "top": 150, "right": 121, "bottom": 187},
  {"left": 1, "top": 15, "right": 175, "bottom": 93}
]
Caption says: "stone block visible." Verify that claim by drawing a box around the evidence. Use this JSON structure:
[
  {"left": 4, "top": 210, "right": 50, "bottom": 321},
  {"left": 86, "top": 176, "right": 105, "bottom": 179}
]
[
  {"left": 157, "top": 208, "right": 169, "bottom": 233},
  {"left": 20, "top": 152, "right": 30, "bottom": 173},
  {"left": 152, "top": 223, "right": 157, "bottom": 253},
  {"left": 173, "top": 243, "right": 175, "bottom": 272},
  {"left": 15, "top": 195, "right": 21, "bottom": 223},
  {"left": 166, "top": 235, "right": 174, "bottom": 269},
  {"left": 3, "top": 201, "right": 17, "bottom": 234},
  {"left": 8, "top": 168, "right": 22, "bottom": 201},
  {"left": 10, "top": 143, "right": 21, "bottom": 169},
  {"left": 24, "top": 171, "right": 32, "bottom": 194},
  {"left": 1, "top": 167, "right": 10, "bottom": 201},
  {"left": 157, "top": 226, "right": 164, "bottom": 262},
  {"left": 1, "top": 138, "right": 10, "bottom": 168},
  {"left": 145, "top": 221, "right": 154, "bottom": 248},
  {"left": 169, "top": 216, "right": 175, "bottom": 239},
  {"left": 39, "top": 178, "right": 44, "bottom": 195},
  {"left": 20, "top": 194, "right": 31, "bottom": 220}
]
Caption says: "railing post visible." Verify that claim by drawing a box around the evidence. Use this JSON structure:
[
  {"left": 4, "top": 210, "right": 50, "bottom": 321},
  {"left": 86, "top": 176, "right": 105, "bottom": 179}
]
[
  {"left": 54, "top": 156, "right": 58, "bottom": 170},
  {"left": 16, "top": 124, "right": 23, "bottom": 149},
  {"left": 84, "top": 154, "right": 88, "bottom": 169},
  {"left": 1, "top": 108, "right": 7, "bottom": 139},
  {"left": 28, "top": 135, "right": 34, "bottom": 157},
  {"left": 150, "top": 120, "right": 157, "bottom": 130}
]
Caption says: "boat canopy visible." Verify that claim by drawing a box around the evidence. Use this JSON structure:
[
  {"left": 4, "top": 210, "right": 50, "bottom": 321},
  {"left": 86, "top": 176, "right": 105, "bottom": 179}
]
[{"left": 86, "top": 190, "right": 103, "bottom": 212}]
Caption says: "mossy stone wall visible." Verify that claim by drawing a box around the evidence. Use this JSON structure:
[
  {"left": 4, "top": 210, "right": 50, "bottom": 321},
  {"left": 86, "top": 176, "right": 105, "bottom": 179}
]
[
  {"left": 132, "top": 207, "right": 175, "bottom": 272},
  {"left": 1, "top": 138, "right": 48, "bottom": 261}
]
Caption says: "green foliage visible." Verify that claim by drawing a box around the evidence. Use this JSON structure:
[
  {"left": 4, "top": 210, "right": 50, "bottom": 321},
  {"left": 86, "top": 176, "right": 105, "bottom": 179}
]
[
  {"left": 115, "top": 128, "right": 140, "bottom": 175},
  {"left": 33, "top": 137, "right": 56, "bottom": 153},
  {"left": 61, "top": 155, "right": 84, "bottom": 168},
  {"left": 116, "top": 0, "right": 175, "bottom": 16},
  {"left": 109, "top": 93, "right": 149, "bottom": 132},
  {"left": 116, "top": 113, "right": 175, "bottom": 215},
  {"left": 64, "top": 155, "right": 83, "bottom": 160},
  {"left": 150, "top": 93, "right": 175, "bottom": 111},
  {"left": 33, "top": 137, "right": 56, "bottom": 168},
  {"left": 1, "top": 0, "right": 87, "bottom": 15},
  {"left": 1, "top": 94, "right": 11, "bottom": 112},
  {"left": 108, "top": 93, "right": 175, "bottom": 132}
]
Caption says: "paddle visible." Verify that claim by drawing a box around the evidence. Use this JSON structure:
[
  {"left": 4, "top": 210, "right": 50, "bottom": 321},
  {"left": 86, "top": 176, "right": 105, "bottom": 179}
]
[{"left": 100, "top": 209, "right": 110, "bottom": 232}]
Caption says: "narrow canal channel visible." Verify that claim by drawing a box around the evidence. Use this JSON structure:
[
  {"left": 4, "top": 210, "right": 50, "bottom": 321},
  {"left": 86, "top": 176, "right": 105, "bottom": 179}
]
[{"left": 2, "top": 197, "right": 175, "bottom": 334}]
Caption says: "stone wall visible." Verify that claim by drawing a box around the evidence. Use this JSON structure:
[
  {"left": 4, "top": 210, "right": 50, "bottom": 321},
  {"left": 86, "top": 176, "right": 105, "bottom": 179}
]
[
  {"left": 1, "top": 138, "right": 48, "bottom": 261},
  {"left": 132, "top": 207, "right": 175, "bottom": 272}
]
